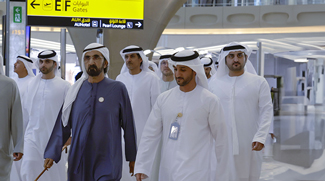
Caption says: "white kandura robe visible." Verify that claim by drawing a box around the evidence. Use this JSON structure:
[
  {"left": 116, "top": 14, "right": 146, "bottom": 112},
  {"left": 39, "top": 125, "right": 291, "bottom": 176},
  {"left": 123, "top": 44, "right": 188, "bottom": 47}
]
[
  {"left": 209, "top": 71, "right": 273, "bottom": 181},
  {"left": 14, "top": 75, "right": 34, "bottom": 98},
  {"left": 116, "top": 70, "right": 160, "bottom": 181},
  {"left": 13, "top": 75, "right": 35, "bottom": 131},
  {"left": 21, "top": 76, "right": 70, "bottom": 181},
  {"left": 135, "top": 85, "right": 230, "bottom": 181},
  {"left": 0, "top": 75, "right": 24, "bottom": 181},
  {"left": 159, "top": 79, "right": 177, "bottom": 93},
  {"left": 116, "top": 70, "right": 160, "bottom": 144},
  {"left": 10, "top": 75, "right": 34, "bottom": 181}
]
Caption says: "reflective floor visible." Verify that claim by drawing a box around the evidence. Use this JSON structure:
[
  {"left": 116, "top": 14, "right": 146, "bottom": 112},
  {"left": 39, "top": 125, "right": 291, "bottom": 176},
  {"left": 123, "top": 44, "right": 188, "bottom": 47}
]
[{"left": 260, "top": 105, "right": 325, "bottom": 181}]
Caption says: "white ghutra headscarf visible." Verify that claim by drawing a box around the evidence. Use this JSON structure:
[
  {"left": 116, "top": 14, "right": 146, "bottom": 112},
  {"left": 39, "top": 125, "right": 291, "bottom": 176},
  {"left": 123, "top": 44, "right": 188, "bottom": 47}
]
[
  {"left": 16, "top": 55, "right": 35, "bottom": 77},
  {"left": 170, "top": 50, "right": 208, "bottom": 89},
  {"left": 214, "top": 42, "right": 257, "bottom": 80},
  {"left": 36, "top": 50, "right": 60, "bottom": 77},
  {"left": 119, "top": 45, "right": 150, "bottom": 74},
  {"left": 157, "top": 54, "right": 174, "bottom": 79},
  {"left": 200, "top": 57, "right": 217, "bottom": 76}
]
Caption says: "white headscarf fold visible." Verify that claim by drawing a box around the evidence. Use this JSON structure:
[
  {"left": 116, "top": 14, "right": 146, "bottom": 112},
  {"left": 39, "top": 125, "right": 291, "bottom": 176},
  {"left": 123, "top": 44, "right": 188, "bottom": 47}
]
[
  {"left": 214, "top": 42, "right": 257, "bottom": 79},
  {"left": 62, "top": 43, "right": 110, "bottom": 126},
  {"left": 119, "top": 45, "right": 150, "bottom": 74},
  {"left": 148, "top": 61, "right": 159, "bottom": 74},
  {"left": 170, "top": 50, "right": 208, "bottom": 89},
  {"left": 201, "top": 57, "right": 217, "bottom": 76},
  {"left": 0, "top": 54, "right": 4, "bottom": 75},
  {"left": 157, "top": 55, "right": 174, "bottom": 79},
  {"left": 17, "top": 55, "right": 35, "bottom": 77}
]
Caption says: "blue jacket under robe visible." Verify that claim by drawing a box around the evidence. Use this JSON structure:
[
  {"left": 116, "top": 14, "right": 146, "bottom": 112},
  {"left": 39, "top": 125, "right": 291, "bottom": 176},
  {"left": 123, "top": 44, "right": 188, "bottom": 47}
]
[{"left": 44, "top": 78, "right": 137, "bottom": 181}]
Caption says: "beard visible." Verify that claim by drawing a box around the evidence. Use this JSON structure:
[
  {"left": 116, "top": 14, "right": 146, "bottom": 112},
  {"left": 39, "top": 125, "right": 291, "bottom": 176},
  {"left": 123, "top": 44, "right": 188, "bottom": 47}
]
[
  {"left": 176, "top": 71, "right": 194, "bottom": 86},
  {"left": 87, "top": 63, "right": 104, "bottom": 76},
  {"left": 40, "top": 64, "right": 55, "bottom": 75},
  {"left": 227, "top": 62, "right": 245, "bottom": 72}
]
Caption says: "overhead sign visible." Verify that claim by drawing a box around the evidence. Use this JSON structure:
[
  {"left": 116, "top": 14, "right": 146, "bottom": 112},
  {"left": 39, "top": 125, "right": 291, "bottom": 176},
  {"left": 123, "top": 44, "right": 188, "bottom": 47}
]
[{"left": 27, "top": 0, "right": 144, "bottom": 29}]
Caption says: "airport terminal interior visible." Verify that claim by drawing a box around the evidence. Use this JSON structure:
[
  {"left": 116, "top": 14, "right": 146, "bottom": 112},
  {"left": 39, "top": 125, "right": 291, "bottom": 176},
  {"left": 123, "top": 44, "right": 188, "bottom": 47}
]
[{"left": 2, "top": 0, "right": 325, "bottom": 180}]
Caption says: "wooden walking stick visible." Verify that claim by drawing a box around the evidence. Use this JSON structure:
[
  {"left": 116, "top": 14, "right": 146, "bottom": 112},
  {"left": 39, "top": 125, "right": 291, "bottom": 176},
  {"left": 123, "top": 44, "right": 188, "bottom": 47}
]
[{"left": 35, "top": 145, "right": 68, "bottom": 181}]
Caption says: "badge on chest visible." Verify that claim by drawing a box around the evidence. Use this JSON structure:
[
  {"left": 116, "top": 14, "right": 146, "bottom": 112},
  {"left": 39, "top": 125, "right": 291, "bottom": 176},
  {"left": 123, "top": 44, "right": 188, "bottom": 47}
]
[
  {"left": 169, "top": 113, "right": 183, "bottom": 140},
  {"left": 99, "top": 97, "right": 104, "bottom": 102}
]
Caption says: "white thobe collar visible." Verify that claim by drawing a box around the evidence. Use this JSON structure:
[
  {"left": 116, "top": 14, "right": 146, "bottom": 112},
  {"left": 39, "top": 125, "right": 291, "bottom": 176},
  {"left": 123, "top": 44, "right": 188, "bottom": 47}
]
[
  {"left": 126, "top": 69, "right": 144, "bottom": 77},
  {"left": 176, "top": 84, "right": 199, "bottom": 95}
]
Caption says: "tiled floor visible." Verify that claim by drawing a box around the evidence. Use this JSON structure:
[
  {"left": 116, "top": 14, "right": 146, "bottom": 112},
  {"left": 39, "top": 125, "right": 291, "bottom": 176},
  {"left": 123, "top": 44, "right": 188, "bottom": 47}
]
[{"left": 260, "top": 105, "right": 325, "bottom": 181}]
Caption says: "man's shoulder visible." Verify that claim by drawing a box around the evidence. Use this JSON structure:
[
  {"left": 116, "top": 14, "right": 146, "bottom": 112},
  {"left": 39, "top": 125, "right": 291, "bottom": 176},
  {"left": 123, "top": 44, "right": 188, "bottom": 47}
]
[
  {"left": 103, "top": 77, "right": 125, "bottom": 87},
  {"left": 144, "top": 71, "right": 160, "bottom": 80},
  {"left": 210, "top": 74, "right": 227, "bottom": 82},
  {"left": 25, "top": 75, "right": 35, "bottom": 82},
  {"left": 116, "top": 72, "right": 128, "bottom": 81},
  {"left": 155, "top": 87, "right": 176, "bottom": 104},
  {"left": 208, "top": 75, "right": 226, "bottom": 90},
  {"left": 198, "top": 86, "right": 219, "bottom": 99},
  {"left": 160, "top": 86, "right": 176, "bottom": 96},
  {"left": 54, "top": 76, "right": 71, "bottom": 87},
  {"left": 244, "top": 72, "right": 267, "bottom": 84},
  {"left": 0, "top": 74, "right": 17, "bottom": 88}
]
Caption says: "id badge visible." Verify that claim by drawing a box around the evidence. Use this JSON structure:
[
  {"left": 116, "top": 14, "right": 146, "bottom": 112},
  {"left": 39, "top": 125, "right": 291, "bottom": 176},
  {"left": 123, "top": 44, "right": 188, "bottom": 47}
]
[{"left": 169, "top": 122, "right": 180, "bottom": 140}]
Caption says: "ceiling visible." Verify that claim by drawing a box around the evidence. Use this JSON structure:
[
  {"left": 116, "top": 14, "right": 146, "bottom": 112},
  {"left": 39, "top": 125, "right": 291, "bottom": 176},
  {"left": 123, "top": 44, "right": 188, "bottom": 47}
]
[
  {"left": 1, "top": 27, "right": 325, "bottom": 62},
  {"left": 151, "top": 34, "right": 325, "bottom": 62}
]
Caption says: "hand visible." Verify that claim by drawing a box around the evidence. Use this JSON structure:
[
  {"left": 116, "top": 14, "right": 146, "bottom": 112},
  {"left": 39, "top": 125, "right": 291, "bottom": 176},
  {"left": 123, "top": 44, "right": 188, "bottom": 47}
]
[
  {"left": 136, "top": 173, "right": 148, "bottom": 181},
  {"left": 270, "top": 133, "right": 275, "bottom": 140},
  {"left": 129, "top": 161, "right": 135, "bottom": 176},
  {"left": 252, "top": 142, "right": 264, "bottom": 151},
  {"left": 64, "top": 137, "right": 72, "bottom": 146},
  {"left": 44, "top": 158, "right": 54, "bottom": 169},
  {"left": 13, "top": 153, "right": 23, "bottom": 161}
]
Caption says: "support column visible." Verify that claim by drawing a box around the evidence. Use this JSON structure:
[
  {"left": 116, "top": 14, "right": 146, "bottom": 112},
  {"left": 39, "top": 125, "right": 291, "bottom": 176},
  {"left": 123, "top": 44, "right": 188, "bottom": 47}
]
[
  {"left": 60, "top": 28, "right": 66, "bottom": 80},
  {"left": 68, "top": 0, "right": 187, "bottom": 79},
  {"left": 257, "top": 41, "right": 264, "bottom": 77},
  {"left": 5, "top": 0, "right": 9, "bottom": 76}
]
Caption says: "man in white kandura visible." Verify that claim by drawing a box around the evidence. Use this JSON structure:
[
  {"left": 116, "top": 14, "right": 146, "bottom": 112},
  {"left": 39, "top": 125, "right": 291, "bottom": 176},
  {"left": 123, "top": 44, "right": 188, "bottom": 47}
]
[
  {"left": 13, "top": 55, "right": 35, "bottom": 97},
  {"left": 157, "top": 54, "right": 177, "bottom": 92},
  {"left": 11, "top": 55, "right": 35, "bottom": 181},
  {"left": 12, "top": 55, "right": 35, "bottom": 130},
  {"left": 21, "top": 50, "right": 71, "bottom": 181},
  {"left": 201, "top": 57, "right": 217, "bottom": 82},
  {"left": 116, "top": 45, "right": 160, "bottom": 181},
  {"left": 0, "top": 54, "right": 24, "bottom": 181},
  {"left": 135, "top": 50, "right": 230, "bottom": 181},
  {"left": 209, "top": 42, "right": 273, "bottom": 181}
]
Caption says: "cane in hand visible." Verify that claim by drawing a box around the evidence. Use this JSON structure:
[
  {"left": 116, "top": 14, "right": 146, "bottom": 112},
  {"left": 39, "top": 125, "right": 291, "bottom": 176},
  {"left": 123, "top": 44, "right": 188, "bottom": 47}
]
[{"left": 35, "top": 145, "right": 68, "bottom": 181}]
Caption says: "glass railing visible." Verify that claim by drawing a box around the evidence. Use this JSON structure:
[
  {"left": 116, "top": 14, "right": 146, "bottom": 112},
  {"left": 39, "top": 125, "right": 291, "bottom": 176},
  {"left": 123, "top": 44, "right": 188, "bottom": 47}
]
[{"left": 184, "top": 0, "right": 325, "bottom": 7}]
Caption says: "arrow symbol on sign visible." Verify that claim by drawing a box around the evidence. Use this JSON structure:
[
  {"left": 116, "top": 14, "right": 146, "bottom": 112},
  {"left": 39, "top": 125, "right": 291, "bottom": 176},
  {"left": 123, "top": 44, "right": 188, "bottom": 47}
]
[
  {"left": 30, "top": 0, "right": 40, "bottom": 9},
  {"left": 135, "top": 22, "right": 142, "bottom": 28}
]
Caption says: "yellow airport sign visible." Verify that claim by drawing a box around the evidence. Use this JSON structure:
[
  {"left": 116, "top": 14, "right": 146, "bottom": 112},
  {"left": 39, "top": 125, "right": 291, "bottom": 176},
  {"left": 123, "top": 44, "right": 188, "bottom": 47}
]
[{"left": 27, "top": 0, "right": 144, "bottom": 29}]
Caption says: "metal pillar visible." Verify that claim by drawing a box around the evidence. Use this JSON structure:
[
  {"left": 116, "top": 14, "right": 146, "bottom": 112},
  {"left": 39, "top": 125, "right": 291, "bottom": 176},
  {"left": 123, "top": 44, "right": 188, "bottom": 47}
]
[
  {"left": 60, "top": 28, "right": 66, "bottom": 80},
  {"left": 5, "top": 0, "right": 10, "bottom": 76},
  {"left": 257, "top": 42, "right": 264, "bottom": 76},
  {"left": 68, "top": 0, "right": 187, "bottom": 79},
  {"left": 96, "top": 29, "right": 103, "bottom": 44}
]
